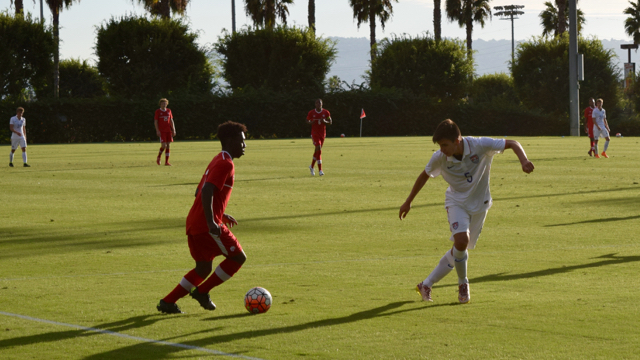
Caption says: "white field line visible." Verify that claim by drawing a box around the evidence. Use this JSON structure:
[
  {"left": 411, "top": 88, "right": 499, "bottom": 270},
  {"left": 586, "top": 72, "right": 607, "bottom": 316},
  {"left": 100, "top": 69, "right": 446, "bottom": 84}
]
[
  {"left": 0, "top": 311, "right": 265, "bottom": 360},
  {"left": 1, "top": 243, "right": 638, "bottom": 282}
]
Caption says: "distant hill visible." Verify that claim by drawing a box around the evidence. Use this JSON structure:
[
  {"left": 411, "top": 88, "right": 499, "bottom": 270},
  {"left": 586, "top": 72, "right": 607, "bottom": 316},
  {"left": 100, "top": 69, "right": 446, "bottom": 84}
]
[{"left": 327, "top": 37, "right": 633, "bottom": 83}]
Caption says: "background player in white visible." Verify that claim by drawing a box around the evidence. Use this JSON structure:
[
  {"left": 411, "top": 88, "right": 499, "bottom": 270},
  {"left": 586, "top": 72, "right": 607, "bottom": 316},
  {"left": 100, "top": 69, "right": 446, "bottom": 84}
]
[
  {"left": 399, "top": 119, "right": 534, "bottom": 304},
  {"left": 591, "top": 98, "right": 610, "bottom": 159},
  {"left": 9, "top": 107, "right": 30, "bottom": 167}
]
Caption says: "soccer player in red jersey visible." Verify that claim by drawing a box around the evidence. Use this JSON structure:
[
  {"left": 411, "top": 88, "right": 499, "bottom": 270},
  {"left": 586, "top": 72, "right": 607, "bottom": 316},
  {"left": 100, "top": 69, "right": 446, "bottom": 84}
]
[
  {"left": 157, "top": 121, "right": 248, "bottom": 314},
  {"left": 154, "top": 98, "right": 176, "bottom": 166},
  {"left": 584, "top": 98, "right": 596, "bottom": 156},
  {"left": 306, "top": 98, "right": 332, "bottom": 176}
]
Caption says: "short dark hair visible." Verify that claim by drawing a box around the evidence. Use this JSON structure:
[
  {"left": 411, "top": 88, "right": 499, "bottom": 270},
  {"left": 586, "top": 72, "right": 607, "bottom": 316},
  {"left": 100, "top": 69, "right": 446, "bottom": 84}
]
[
  {"left": 217, "top": 121, "right": 247, "bottom": 143},
  {"left": 432, "top": 119, "right": 461, "bottom": 143}
]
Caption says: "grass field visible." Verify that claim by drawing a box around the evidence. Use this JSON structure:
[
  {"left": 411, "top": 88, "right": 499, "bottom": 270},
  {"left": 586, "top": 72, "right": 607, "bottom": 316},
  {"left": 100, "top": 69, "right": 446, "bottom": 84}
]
[{"left": 1, "top": 136, "right": 639, "bottom": 359}]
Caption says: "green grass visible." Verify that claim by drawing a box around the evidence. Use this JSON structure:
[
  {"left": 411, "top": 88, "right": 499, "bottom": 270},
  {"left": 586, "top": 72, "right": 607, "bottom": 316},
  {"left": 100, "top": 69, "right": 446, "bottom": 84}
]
[{"left": 1, "top": 136, "right": 639, "bottom": 359}]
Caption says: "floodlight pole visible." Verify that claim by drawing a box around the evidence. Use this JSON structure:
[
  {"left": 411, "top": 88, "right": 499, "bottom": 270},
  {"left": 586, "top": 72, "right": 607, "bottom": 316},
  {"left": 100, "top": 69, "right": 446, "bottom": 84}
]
[
  {"left": 231, "top": 0, "right": 236, "bottom": 34},
  {"left": 493, "top": 5, "right": 525, "bottom": 65},
  {"left": 568, "top": 0, "right": 580, "bottom": 136},
  {"left": 40, "top": 0, "right": 44, "bottom": 23}
]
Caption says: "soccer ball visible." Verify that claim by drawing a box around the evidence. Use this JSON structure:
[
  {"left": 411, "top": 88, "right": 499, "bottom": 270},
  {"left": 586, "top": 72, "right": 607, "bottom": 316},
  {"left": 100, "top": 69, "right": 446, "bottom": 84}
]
[
  {"left": 244, "top": 287, "right": 272, "bottom": 314},
  {"left": 340, "top": 134, "right": 345, "bottom": 137},
  {"left": 616, "top": 133, "right": 622, "bottom": 137}
]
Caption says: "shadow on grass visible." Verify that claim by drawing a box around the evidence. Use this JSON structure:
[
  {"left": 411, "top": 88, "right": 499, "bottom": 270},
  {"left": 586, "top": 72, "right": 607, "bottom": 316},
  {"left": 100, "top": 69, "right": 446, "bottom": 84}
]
[
  {"left": 545, "top": 214, "right": 640, "bottom": 227},
  {"left": 441, "top": 253, "right": 640, "bottom": 287}
]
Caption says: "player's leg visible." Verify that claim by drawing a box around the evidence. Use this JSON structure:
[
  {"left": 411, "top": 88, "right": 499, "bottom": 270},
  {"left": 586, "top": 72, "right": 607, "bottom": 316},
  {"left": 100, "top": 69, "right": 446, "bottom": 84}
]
[
  {"left": 9, "top": 148, "right": 16, "bottom": 167},
  {"left": 417, "top": 249, "right": 454, "bottom": 302},
  {"left": 157, "top": 142, "right": 165, "bottom": 165},
  {"left": 165, "top": 143, "right": 171, "bottom": 165},
  {"left": 602, "top": 133, "right": 610, "bottom": 158},
  {"left": 309, "top": 140, "right": 319, "bottom": 175},
  {"left": 317, "top": 141, "right": 324, "bottom": 176},
  {"left": 588, "top": 136, "right": 594, "bottom": 156},
  {"left": 196, "top": 229, "right": 246, "bottom": 294},
  {"left": 20, "top": 147, "right": 29, "bottom": 167}
]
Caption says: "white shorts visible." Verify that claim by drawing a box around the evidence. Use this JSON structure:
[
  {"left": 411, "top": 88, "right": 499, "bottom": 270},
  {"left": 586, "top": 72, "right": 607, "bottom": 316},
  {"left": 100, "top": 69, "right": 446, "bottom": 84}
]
[
  {"left": 593, "top": 126, "right": 609, "bottom": 139},
  {"left": 446, "top": 205, "right": 488, "bottom": 250},
  {"left": 11, "top": 137, "right": 27, "bottom": 150}
]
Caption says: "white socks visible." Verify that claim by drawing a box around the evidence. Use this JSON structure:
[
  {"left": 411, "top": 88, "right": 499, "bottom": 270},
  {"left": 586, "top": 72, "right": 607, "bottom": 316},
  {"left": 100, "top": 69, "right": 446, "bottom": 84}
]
[
  {"left": 424, "top": 250, "right": 455, "bottom": 287},
  {"left": 9, "top": 152, "right": 14, "bottom": 163},
  {"left": 604, "top": 141, "right": 609, "bottom": 152},
  {"left": 22, "top": 152, "right": 27, "bottom": 164},
  {"left": 452, "top": 247, "right": 469, "bottom": 285}
]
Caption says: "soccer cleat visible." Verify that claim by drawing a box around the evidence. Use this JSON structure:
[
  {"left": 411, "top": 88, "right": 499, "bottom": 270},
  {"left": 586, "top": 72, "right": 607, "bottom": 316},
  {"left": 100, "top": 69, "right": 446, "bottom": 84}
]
[
  {"left": 165, "top": 162, "right": 172, "bottom": 166},
  {"left": 309, "top": 165, "right": 315, "bottom": 176},
  {"left": 594, "top": 154, "right": 600, "bottom": 159},
  {"left": 416, "top": 282, "right": 433, "bottom": 302},
  {"left": 9, "top": 163, "right": 13, "bottom": 167},
  {"left": 189, "top": 287, "right": 216, "bottom": 311},
  {"left": 319, "top": 170, "right": 324, "bottom": 176},
  {"left": 458, "top": 283, "right": 470, "bottom": 304},
  {"left": 157, "top": 299, "right": 183, "bottom": 314},
  {"left": 23, "top": 163, "right": 30, "bottom": 167},
  {"left": 601, "top": 152, "right": 609, "bottom": 158},
  {"left": 156, "top": 156, "right": 161, "bottom": 165},
  {"left": 587, "top": 150, "right": 592, "bottom": 157}
]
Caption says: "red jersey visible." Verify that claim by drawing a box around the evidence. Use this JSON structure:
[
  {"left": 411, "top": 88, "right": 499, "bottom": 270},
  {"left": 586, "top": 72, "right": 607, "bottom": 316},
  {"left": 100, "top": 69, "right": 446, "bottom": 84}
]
[
  {"left": 154, "top": 108, "right": 173, "bottom": 133},
  {"left": 186, "top": 151, "right": 235, "bottom": 235},
  {"left": 307, "top": 109, "right": 331, "bottom": 138},
  {"left": 584, "top": 107, "right": 594, "bottom": 128}
]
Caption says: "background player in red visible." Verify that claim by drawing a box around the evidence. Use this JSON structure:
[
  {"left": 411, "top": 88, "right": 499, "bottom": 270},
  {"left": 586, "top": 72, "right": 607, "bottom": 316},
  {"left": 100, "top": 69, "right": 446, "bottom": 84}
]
[
  {"left": 306, "top": 98, "right": 332, "bottom": 176},
  {"left": 154, "top": 98, "right": 176, "bottom": 166},
  {"left": 157, "top": 121, "right": 247, "bottom": 314},
  {"left": 584, "top": 97, "right": 595, "bottom": 156}
]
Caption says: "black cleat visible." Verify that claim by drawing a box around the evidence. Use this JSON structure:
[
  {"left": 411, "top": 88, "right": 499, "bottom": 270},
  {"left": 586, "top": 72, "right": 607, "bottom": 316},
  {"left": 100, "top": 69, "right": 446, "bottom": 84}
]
[
  {"left": 23, "top": 163, "right": 30, "bottom": 167},
  {"left": 9, "top": 163, "right": 13, "bottom": 167},
  {"left": 189, "top": 287, "right": 216, "bottom": 310},
  {"left": 157, "top": 299, "right": 183, "bottom": 314}
]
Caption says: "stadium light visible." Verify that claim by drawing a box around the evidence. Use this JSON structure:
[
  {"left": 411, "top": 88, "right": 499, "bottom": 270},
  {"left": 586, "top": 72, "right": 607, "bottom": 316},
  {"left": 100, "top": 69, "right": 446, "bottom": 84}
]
[{"left": 493, "top": 5, "right": 525, "bottom": 65}]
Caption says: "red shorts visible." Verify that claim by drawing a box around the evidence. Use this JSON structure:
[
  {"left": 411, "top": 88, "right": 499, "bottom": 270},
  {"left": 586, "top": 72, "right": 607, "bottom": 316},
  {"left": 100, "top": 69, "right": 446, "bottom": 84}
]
[
  {"left": 188, "top": 225, "right": 243, "bottom": 262},
  {"left": 312, "top": 135, "right": 325, "bottom": 147},
  {"left": 160, "top": 132, "right": 173, "bottom": 143}
]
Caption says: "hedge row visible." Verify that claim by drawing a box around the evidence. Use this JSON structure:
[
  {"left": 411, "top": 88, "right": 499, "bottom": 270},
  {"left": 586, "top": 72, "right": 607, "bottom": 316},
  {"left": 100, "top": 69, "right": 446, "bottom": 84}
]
[{"left": 3, "top": 91, "right": 635, "bottom": 144}]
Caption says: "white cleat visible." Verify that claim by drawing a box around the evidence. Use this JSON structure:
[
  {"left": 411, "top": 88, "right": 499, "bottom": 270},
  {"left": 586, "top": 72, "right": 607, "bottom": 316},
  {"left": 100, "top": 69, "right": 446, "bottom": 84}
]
[
  {"left": 309, "top": 165, "right": 315, "bottom": 176},
  {"left": 458, "top": 283, "right": 470, "bottom": 304},
  {"left": 319, "top": 170, "right": 324, "bottom": 176},
  {"left": 416, "top": 283, "right": 433, "bottom": 302}
]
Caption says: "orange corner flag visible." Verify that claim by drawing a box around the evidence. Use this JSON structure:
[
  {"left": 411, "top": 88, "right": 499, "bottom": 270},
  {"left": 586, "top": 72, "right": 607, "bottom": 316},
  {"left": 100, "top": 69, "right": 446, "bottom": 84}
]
[{"left": 360, "top": 109, "right": 366, "bottom": 119}]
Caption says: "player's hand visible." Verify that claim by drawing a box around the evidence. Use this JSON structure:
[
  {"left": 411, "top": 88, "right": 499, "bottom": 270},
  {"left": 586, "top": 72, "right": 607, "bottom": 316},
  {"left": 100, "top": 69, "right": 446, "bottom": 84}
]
[
  {"left": 399, "top": 201, "right": 411, "bottom": 220},
  {"left": 15, "top": 132, "right": 22, "bottom": 137},
  {"left": 156, "top": 130, "right": 161, "bottom": 137},
  {"left": 172, "top": 131, "right": 176, "bottom": 137},
  {"left": 223, "top": 214, "right": 238, "bottom": 228},
  {"left": 208, "top": 222, "right": 221, "bottom": 236},
  {"left": 521, "top": 160, "right": 534, "bottom": 174}
]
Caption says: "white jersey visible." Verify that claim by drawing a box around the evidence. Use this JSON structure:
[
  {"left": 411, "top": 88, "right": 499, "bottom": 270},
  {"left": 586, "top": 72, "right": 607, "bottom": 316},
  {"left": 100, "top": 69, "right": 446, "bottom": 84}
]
[
  {"left": 10, "top": 116, "right": 26, "bottom": 139},
  {"left": 592, "top": 108, "right": 606, "bottom": 128},
  {"left": 425, "top": 137, "right": 506, "bottom": 213}
]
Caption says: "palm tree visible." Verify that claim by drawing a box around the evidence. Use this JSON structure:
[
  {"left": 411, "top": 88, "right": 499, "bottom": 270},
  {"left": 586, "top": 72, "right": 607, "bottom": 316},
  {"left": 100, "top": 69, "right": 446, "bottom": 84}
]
[
  {"left": 45, "top": 0, "right": 80, "bottom": 98},
  {"left": 445, "top": 0, "right": 492, "bottom": 53},
  {"left": 134, "top": 0, "right": 189, "bottom": 19},
  {"left": 624, "top": 0, "right": 640, "bottom": 44},
  {"left": 539, "top": 1, "right": 585, "bottom": 38},
  {"left": 10, "top": 0, "right": 25, "bottom": 17},
  {"left": 555, "top": 0, "right": 566, "bottom": 35},
  {"left": 244, "top": 0, "right": 294, "bottom": 29},
  {"left": 308, "top": 0, "right": 315, "bottom": 34},
  {"left": 348, "top": 0, "right": 398, "bottom": 63},
  {"left": 434, "top": 0, "right": 442, "bottom": 41}
]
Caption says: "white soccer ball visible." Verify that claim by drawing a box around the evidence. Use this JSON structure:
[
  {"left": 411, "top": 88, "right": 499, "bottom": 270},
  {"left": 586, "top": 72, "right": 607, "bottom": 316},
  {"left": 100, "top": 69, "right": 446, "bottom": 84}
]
[
  {"left": 244, "top": 287, "right": 272, "bottom": 314},
  {"left": 616, "top": 133, "right": 622, "bottom": 137}
]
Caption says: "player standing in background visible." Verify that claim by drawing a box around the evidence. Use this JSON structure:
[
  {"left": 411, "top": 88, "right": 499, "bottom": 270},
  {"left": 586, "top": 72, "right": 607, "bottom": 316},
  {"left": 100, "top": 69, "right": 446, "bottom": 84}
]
[
  {"left": 9, "top": 107, "right": 30, "bottom": 167},
  {"left": 592, "top": 98, "right": 611, "bottom": 159},
  {"left": 584, "top": 98, "right": 596, "bottom": 156},
  {"left": 154, "top": 98, "right": 176, "bottom": 166},
  {"left": 306, "top": 99, "right": 332, "bottom": 176},
  {"left": 399, "top": 119, "right": 534, "bottom": 304},
  {"left": 157, "top": 121, "right": 248, "bottom": 314}
]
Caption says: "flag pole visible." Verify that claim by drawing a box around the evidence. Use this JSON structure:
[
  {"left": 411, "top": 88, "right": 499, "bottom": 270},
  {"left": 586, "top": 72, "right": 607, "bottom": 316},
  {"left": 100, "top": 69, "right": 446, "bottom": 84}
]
[{"left": 359, "top": 108, "right": 366, "bottom": 137}]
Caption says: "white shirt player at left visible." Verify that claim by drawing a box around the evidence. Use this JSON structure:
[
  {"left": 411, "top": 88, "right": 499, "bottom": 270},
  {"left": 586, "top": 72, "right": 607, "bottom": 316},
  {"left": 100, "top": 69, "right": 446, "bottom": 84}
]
[{"left": 9, "top": 107, "right": 30, "bottom": 167}]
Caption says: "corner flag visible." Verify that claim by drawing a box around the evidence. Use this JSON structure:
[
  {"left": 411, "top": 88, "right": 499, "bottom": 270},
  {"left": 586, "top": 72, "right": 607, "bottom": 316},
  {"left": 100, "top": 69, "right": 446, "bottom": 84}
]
[{"left": 359, "top": 108, "right": 366, "bottom": 137}]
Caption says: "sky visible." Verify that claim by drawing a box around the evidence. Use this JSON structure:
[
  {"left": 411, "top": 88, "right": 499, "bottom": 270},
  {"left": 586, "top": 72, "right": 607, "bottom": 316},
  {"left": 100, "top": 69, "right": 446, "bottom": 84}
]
[{"left": 1, "top": 0, "right": 636, "bottom": 63}]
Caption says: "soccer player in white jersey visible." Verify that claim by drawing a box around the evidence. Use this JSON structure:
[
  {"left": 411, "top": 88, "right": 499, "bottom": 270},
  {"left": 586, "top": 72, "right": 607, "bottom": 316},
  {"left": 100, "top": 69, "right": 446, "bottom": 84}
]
[
  {"left": 9, "top": 107, "right": 30, "bottom": 167},
  {"left": 399, "top": 119, "right": 534, "bottom": 303},
  {"left": 591, "top": 98, "right": 610, "bottom": 159}
]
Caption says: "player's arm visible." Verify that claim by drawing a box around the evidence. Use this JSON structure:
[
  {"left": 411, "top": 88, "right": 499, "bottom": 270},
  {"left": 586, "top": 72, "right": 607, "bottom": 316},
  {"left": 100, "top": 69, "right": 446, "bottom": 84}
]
[
  {"left": 10, "top": 124, "right": 21, "bottom": 137},
  {"left": 399, "top": 170, "right": 430, "bottom": 220},
  {"left": 505, "top": 140, "right": 534, "bottom": 174},
  {"left": 604, "top": 117, "right": 610, "bottom": 132},
  {"left": 170, "top": 116, "right": 176, "bottom": 136},
  {"left": 153, "top": 118, "right": 160, "bottom": 137},
  {"left": 324, "top": 116, "right": 332, "bottom": 125},
  {"left": 22, "top": 124, "right": 26, "bottom": 140},
  {"left": 200, "top": 182, "right": 221, "bottom": 236}
]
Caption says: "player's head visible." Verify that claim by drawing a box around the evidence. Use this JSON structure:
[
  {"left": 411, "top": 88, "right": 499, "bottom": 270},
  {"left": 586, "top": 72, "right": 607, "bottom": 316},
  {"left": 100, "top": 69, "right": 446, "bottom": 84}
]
[
  {"left": 432, "top": 119, "right": 462, "bottom": 157},
  {"left": 589, "top": 98, "right": 595, "bottom": 107},
  {"left": 217, "top": 121, "right": 247, "bottom": 159},
  {"left": 315, "top": 99, "right": 323, "bottom": 110},
  {"left": 596, "top": 98, "right": 603, "bottom": 109},
  {"left": 16, "top": 107, "right": 24, "bottom": 116},
  {"left": 159, "top": 98, "right": 169, "bottom": 108}
]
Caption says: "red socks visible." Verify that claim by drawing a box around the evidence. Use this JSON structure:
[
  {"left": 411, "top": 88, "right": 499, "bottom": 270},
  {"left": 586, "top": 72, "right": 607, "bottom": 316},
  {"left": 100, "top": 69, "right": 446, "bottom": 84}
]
[
  {"left": 158, "top": 147, "right": 165, "bottom": 157},
  {"left": 163, "top": 269, "right": 204, "bottom": 303},
  {"left": 198, "top": 259, "right": 243, "bottom": 294},
  {"left": 311, "top": 150, "right": 322, "bottom": 169}
]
